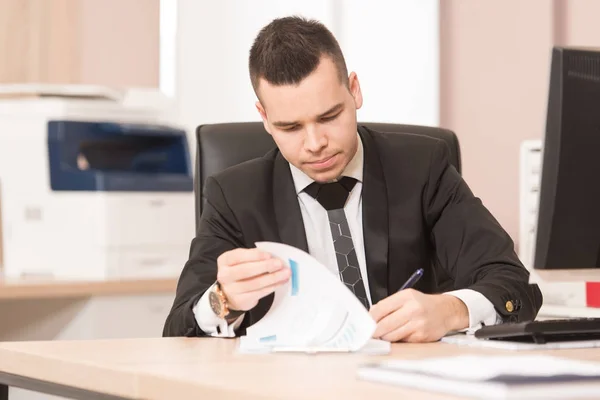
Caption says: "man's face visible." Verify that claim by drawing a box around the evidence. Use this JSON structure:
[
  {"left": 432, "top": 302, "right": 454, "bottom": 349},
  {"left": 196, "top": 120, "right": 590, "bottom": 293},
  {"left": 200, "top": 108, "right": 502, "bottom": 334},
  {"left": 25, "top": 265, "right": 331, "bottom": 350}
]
[{"left": 255, "top": 56, "right": 363, "bottom": 183}]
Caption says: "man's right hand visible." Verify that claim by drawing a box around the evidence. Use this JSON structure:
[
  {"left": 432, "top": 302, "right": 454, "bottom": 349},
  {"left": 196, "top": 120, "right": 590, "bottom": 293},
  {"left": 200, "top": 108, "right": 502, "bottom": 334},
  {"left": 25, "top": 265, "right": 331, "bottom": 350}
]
[{"left": 216, "top": 248, "right": 291, "bottom": 311}]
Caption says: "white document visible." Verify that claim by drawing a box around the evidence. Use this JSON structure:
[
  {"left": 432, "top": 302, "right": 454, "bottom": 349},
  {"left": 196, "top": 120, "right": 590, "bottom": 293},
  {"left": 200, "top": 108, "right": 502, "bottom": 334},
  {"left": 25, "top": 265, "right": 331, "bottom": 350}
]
[
  {"left": 358, "top": 355, "right": 600, "bottom": 399},
  {"left": 441, "top": 333, "right": 600, "bottom": 350},
  {"left": 239, "top": 241, "right": 387, "bottom": 354}
]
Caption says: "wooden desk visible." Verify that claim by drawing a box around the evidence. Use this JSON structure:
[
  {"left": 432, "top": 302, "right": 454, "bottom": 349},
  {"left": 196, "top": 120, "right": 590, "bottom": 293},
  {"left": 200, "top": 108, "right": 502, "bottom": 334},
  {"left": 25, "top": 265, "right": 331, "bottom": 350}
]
[
  {"left": 0, "top": 278, "right": 177, "bottom": 300},
  {"left": 1, "top": 338, "right": 600, "bottom": 400}
]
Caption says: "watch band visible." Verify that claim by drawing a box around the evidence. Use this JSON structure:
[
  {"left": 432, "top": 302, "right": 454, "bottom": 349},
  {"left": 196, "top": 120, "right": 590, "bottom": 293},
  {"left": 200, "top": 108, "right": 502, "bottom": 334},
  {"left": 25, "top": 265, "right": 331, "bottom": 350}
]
[
  {"left": 213, "top": 282, "right": 244, "bottom": 323},
  {"left": 224, "top": 308, "right": 244, "bottom": 324}
]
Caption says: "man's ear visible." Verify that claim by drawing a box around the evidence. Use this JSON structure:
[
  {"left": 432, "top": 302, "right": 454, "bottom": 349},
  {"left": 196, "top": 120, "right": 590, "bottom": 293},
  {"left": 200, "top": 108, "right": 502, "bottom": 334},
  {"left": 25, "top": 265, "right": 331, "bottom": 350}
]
[
  {"left": 255, "top": 101, "right": 271, "bottom": 135},
  {"left": 348, "top": 72, "right": 363, "bottom": 110}
]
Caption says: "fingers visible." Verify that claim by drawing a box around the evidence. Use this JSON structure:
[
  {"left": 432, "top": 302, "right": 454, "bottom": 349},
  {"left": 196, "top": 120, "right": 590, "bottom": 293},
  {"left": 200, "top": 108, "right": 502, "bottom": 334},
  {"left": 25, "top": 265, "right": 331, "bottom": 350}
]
[
  {"left": 374, "top": 309, "right": 428, "bottom": 343},
  {"left": 232, "top": 281, "right": 288, "bottom": 307},
  {"left": 218, "top": 248, "right": 271, "bottom": 267},
  {"left": 403, "top": 329, "right": 430, "bottom": 343},
  {"left": 223, "top": 268, "right": 290, "bottom": 311},
  {"left": 382, "top": 321, "right": 433, "bottom": 343},
  {"left": 216, "top": 248, "right": 291, "bottom": 311},
  {"left": 226, "top": 267, "right": 291, "bottom": 295},
  {"left": 373, "top": 307, "right": 410, "bottom": 339},
  {"left": 369, "top": 289, "right": 416, "bottom": 322},
  {"left": 218, "top": 258, "right": 283, "bottom": 283},
  {"left": 371, "top": 290, "right": 434, "bottom": 342},
  {"left": 381, "top": 321, "right": 417, "bottom": 342}
]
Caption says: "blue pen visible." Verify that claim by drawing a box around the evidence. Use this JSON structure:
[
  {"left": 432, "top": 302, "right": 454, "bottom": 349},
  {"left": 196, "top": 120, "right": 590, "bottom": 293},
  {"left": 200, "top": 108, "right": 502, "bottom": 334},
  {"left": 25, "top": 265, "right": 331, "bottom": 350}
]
[{"left": 398, "top": 268, "right": 424, "bottom": 291}]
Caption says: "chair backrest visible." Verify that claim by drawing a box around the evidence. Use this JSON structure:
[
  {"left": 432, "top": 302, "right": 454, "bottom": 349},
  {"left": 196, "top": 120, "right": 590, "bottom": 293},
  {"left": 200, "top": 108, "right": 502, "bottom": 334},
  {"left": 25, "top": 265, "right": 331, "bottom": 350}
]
[{"left": 194, "top": 122, "right": 461, "bottom": 227}]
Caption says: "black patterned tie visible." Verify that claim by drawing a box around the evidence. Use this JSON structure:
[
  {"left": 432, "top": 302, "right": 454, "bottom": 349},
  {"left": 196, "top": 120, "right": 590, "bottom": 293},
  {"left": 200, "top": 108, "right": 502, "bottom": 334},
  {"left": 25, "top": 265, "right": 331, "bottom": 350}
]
[{"left": 304, "top": 177, "right": 369, "bottom": 309}]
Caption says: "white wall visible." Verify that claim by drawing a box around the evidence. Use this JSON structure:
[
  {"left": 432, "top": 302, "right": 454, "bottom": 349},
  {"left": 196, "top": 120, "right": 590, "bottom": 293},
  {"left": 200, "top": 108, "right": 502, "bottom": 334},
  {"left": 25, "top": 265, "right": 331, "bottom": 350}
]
[
  {"left": 174, "top": 0, "right": 439, "bottom": 141},
  {"left": 175, "top": 0, "right": 336, "bottom": 136},
  {"left": 338, "top": 0, "right": 439, "bottom": 126}
]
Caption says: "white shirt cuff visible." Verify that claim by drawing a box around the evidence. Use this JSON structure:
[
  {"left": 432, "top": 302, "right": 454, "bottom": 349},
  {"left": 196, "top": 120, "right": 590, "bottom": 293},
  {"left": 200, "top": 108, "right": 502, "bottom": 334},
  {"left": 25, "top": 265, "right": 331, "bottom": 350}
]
[
  {"left": 443, "top": 289, "right": 502, "bottom": 334},
  {"left": 193, "top": 283, "right": 245, "bottom": 337}
]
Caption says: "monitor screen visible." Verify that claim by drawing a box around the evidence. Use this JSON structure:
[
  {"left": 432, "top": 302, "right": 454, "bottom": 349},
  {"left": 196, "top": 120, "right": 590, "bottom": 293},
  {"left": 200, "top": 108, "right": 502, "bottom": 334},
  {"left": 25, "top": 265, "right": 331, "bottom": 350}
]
[{"left": 534, "top": 47, "right": 600, "bottom": 269}]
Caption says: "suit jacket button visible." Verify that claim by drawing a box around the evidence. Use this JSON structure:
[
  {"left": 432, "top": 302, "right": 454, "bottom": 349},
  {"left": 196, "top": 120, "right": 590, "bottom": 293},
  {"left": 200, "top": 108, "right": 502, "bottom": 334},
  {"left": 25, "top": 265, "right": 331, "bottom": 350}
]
[{"left": 505, "top": 300, "right": 514, "bottom": 313}]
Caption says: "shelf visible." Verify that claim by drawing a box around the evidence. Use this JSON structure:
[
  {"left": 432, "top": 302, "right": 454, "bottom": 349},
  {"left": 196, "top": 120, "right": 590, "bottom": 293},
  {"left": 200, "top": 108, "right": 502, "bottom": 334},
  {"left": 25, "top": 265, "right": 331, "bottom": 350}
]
[
  {"left": 0, "top": 277, "right": 178, "bottom": 300},
  {"left": 530, "top": 268, "right": 600, "bottom": 283}
]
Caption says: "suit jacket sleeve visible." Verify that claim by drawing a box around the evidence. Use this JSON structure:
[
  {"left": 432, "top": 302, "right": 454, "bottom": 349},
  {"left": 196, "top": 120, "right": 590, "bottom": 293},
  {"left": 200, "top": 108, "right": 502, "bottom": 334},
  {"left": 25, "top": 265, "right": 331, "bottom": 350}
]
[
  {"left": 424, "top": 140, "right": 543, "bottom": 323},
  {"left": 163, "top": 176, "right": 246, "bottom": 337}
]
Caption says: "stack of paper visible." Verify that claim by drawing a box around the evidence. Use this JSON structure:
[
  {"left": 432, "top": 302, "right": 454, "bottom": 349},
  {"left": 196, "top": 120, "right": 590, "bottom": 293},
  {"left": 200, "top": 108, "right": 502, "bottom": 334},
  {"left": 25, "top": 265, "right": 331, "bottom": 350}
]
[
  {"left": 358, "top": 354, "right": 600, "bottom": 399},
  {"left": 239, "top": 242, "right": 388, "bottom": 354}
]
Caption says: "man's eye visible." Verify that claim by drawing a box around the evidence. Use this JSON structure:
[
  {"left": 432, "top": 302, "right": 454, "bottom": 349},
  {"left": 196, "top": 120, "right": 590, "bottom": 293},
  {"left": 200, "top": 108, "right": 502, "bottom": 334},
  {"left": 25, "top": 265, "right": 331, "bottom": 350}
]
[
  {"left": 321, "top": 113, "right": 339, "bottom": 122},
  {"left": 282, "top": 125, "right": 300, "bottom": 132}
]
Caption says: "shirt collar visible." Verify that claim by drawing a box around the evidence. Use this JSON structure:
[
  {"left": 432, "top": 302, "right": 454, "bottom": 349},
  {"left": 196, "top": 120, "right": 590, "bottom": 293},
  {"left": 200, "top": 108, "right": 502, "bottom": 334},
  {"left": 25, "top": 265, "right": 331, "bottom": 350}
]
[{"left": 289, "top": 132, "right": 364, "bottom": 194}]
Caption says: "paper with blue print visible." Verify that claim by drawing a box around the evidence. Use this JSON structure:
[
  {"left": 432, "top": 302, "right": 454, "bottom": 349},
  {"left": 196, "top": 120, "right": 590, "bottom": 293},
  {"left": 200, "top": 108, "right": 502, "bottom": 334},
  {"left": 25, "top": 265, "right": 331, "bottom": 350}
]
[{"left": 239, "top": 241, "right": 387, "bottom": 354}]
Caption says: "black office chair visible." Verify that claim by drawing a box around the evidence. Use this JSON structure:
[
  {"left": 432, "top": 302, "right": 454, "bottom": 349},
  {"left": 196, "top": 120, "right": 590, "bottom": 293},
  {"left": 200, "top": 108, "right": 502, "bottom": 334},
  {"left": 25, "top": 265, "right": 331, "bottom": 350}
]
[{"left": 194, "top": 121, "right": 461, "bottom": 227}]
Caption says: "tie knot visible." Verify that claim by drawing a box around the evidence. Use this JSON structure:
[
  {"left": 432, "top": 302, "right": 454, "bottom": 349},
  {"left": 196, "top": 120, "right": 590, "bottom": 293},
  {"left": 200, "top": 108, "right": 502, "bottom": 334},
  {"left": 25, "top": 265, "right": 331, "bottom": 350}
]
[{"left": 304, "top": 177, "right": 357, "bottom": 210}]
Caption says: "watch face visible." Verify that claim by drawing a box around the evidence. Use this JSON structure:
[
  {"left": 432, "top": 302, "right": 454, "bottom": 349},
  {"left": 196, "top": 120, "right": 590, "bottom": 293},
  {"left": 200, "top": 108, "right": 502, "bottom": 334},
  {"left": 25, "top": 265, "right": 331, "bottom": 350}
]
[{"left": 209, "top": 290, "right": 223, "bottom": 317}]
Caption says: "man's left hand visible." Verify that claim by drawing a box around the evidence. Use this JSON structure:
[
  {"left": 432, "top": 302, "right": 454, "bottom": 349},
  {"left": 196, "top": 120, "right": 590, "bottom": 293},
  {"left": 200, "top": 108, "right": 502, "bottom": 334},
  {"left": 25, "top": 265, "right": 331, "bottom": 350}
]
[{"left": 369, "top": 289, "right": 469, "bottom": 343}]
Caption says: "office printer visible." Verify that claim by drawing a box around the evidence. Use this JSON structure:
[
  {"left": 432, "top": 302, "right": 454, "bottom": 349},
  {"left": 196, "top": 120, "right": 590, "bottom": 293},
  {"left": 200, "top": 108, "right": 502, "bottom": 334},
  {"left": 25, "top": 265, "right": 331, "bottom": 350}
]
[{"left": 0, "top": 85, "right": 195, "bottom": 279}]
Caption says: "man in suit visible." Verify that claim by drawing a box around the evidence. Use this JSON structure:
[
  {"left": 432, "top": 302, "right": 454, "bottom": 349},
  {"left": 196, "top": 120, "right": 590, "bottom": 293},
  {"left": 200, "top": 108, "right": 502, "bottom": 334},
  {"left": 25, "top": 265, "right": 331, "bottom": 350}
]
[{"left": 163, "top": 16, "right": 542, "bottom": 342}]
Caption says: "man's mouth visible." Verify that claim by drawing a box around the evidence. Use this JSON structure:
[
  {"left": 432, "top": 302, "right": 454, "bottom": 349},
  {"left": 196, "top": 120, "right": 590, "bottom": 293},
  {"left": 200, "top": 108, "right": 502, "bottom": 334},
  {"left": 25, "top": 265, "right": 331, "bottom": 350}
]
[{"left": 306, "top": 154, "right": 338, "bottom": 169}]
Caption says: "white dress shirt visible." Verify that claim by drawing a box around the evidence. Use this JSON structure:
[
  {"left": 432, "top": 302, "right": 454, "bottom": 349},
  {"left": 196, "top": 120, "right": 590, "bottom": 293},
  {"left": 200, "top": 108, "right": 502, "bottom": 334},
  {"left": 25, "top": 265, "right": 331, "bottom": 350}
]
[{"left": 194, "top": 133, "right": 501, "bottom": 336}]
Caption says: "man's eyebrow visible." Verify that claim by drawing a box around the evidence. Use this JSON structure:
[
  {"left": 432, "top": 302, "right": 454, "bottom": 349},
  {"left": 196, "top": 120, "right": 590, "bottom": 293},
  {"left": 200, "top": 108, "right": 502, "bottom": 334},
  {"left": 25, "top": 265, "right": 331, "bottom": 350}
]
[
  {"left": 272, "top": 119, "right": 298, "bottom": 128},
  {"left": 317, "top": 102, "right": 344, "bottom": 118},
  {"left": 272, "top": 103, "right": 344, "bottom": 127}
]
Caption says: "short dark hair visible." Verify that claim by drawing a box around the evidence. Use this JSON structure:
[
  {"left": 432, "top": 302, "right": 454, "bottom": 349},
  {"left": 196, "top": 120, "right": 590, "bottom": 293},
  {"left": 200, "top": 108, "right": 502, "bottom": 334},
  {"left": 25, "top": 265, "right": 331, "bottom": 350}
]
[{"left": 249, "top": 16, "right": 349, "bottom": 94}]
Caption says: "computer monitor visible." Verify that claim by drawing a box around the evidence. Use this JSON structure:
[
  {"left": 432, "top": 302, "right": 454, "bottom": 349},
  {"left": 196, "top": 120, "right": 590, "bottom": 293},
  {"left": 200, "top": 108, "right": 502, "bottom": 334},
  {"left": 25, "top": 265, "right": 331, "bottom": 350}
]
[{"left": 533, "top": 46, "right": 600, "bottom": 269}]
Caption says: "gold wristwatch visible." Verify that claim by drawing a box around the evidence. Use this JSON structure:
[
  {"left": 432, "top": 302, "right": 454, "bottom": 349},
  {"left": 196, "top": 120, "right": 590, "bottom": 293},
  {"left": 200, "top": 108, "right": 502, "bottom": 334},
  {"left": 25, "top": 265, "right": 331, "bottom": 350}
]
[{"left": 209, "top": 282, "right": 244, "bottom": 323}]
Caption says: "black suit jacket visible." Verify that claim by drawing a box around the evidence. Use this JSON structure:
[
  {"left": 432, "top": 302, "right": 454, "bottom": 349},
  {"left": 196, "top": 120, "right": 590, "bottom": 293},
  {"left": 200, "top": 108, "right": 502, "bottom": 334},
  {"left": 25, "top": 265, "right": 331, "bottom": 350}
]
[{"left": 163, "top": 125, "right": 543, "bottom": 337}]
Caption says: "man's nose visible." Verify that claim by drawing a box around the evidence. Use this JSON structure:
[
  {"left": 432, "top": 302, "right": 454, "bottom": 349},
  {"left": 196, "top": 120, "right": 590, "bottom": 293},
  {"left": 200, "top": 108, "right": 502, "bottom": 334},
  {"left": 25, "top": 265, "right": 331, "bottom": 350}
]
[{"left": 304, "top": 126, "right": 327, "bottom": 153}]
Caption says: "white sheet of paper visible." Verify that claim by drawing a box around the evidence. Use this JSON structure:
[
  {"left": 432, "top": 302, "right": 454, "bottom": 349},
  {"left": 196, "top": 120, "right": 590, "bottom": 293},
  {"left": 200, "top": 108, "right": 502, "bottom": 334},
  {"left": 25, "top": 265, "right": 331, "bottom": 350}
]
[
  {"left": 374, "top": 354, "right": 600, "bottom": 381},
  {"left": 358, "top": 355, "right": 600, "bottom": 400},
  {"left": 239, "top": 241, "right": 379, "bottom": 353}
]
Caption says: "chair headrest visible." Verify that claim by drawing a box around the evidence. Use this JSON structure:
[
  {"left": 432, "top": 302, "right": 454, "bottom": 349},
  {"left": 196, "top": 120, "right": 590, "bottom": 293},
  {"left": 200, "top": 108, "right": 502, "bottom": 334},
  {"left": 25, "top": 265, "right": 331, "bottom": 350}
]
[{"left": 194, "top": 122, "right": 461, "bottom": 224}]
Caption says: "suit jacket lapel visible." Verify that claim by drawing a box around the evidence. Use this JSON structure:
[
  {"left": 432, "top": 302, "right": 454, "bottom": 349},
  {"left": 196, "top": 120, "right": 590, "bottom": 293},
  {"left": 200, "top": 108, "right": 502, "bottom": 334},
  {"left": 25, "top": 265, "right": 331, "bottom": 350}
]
[
  {"left": 359, "top": 126, "right": 389, "bottom": 304},
  {"left": 247, "top": 152, "right": 308, "bottom": 330},
  {"left": 273, "top": 152, "right": 309, "bottom": 252}
]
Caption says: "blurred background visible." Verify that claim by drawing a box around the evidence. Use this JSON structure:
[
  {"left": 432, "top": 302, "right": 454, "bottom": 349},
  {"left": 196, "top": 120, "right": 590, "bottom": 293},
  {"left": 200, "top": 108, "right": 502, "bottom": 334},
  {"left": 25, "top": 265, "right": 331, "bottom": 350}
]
[
  {"left": 2, "top": 1, "right": 600, "bottom": 398},
  {"left": 5, "top": 0, "right": 598, "bottom": 243},
  {"left": 1, "top": 0, "right": 599, "bottom": 342}
]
